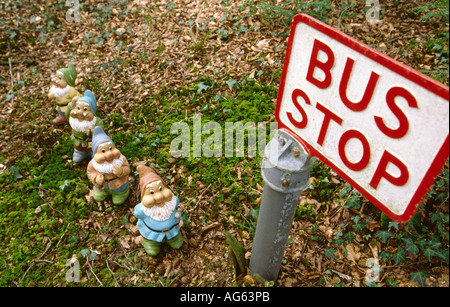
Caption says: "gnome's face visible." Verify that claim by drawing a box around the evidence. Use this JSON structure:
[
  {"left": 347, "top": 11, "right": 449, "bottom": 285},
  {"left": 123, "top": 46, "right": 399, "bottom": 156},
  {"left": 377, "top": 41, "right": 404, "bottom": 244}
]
[
  {"left": 51, "top": 71, "right": 68, "bottom": 88},
  {"left": 94, "top": 142, "right": 121, "bottom": 164},
  {"left": 142, "top": 180, "right": 173, "bottom": 209},
  {"left": 70, "top": 101, "right": 95, "bottom": 122}
]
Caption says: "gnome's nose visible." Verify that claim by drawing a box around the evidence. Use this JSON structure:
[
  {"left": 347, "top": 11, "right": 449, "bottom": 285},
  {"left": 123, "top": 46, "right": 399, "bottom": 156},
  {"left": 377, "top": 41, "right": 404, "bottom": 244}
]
[
  {"left": 105, "top": 150, "right": 115, "bottom": 162},
  {"left": 153, "top": 192, "right": 164, "bottom": 205}
]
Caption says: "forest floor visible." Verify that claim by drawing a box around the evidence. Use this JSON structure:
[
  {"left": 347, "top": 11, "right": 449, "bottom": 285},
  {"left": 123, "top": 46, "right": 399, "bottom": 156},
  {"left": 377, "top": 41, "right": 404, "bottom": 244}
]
[{"left": 0, "top": 0, "right": 448, "bottom": 288}]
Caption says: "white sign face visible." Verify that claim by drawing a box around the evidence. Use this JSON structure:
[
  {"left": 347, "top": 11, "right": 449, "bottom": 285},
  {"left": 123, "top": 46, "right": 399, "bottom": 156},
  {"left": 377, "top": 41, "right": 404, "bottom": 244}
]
[{"left": 275, "top": 14, "right": 449, "bottom": 222}]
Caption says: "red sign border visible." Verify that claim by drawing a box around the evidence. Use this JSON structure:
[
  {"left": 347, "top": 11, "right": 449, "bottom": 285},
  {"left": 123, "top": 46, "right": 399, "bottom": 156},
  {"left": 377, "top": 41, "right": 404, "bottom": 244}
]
[{"left": 275, "top": 14, "right": 449, "bottom": 222}]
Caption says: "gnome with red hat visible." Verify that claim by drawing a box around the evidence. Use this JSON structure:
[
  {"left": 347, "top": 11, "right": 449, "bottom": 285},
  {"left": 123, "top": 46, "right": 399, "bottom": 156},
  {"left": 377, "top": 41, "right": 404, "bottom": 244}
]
[{"left": 134, "top": 165, "right": 184, "bottom": 256}]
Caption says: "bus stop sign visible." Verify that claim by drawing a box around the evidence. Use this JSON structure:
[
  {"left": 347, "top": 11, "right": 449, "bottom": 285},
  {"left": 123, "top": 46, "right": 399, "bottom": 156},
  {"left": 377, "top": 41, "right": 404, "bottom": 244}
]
[{"left": 275, "top": 14, "right": 449, "bottom": 222}]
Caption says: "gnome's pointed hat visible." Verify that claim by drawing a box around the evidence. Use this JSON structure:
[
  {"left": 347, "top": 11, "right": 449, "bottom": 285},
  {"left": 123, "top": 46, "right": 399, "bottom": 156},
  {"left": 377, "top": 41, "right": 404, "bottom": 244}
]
[
  {"left": 75, "top": 90, "right": 97, "bottom": 115},
  {"left": 58, "top": 63, "right": 77, "bottom": 87},
  {"left": 137, "top": 165, "right": 163, "bottom": 198},
  {"left": 92, "top": 126, "right": 114, "bottom": 154}
]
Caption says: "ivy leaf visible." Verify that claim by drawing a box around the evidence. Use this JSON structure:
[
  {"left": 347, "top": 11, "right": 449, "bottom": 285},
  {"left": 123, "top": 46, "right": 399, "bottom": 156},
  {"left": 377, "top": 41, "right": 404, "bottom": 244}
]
[
  {"left": 8, "top": 166, "right": 23, "bottom": 182},
  {"left": 423, "top": 246, "right": 446, "bottom": 262},
  {"left": 325, "top": 248, "right": 337, "bottom": 259},
  {"left": 80, "top": 249, "right": 90, "bottom": 258},
  {"left": 6, "top": 90, "right": 15, "bottom": 101},
  {"left": 226, "top": 78, "right": 238, "bottom": 89},
  {"left": 150, "top": 138, "right": 161, "bottom": 147},
  {"left": 59, "top": 179, "right": 70, "bottom": 191},
  {"left": 393, "top": 246, "right": 406, "bottom": 264},
  {"left": 402, "top": 238, "right": 419, "bottom": 256},
  {"left": 431, "top": 211, "right": 442, "bottom": 224},
  {"left": 248, "top": 208, "right": 259, "bottom": 219},
  {"left": 197, "top": 82, "right": 210, "bottom": 93},
  {"left": 410, "top": 271, "right": 428, "bottom": 287},
  {"left": 344, "top": 232, "right": 356, "bottom": 243},
  {"left": 68, "top": 236, "right": 78, "bottom": 243},
  {"left": 388, "top": 221, "right": 399, "bottom": 230},
  {"left": 352, "top": 220, "right": 366, "bottom": 232},
  {"left": 375, "top": 230, "right": 393, "bottom": 243},
  {"left": 415, "top": 238, "right": 428, "bottom": 251},
  {"left": 89, "top": 251, "right": 98, "bottom": 261}
]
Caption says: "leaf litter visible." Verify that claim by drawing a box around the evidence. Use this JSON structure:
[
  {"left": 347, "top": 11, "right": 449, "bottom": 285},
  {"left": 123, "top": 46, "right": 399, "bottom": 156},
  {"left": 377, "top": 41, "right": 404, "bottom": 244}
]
[{"left": 0, "top": 0, "right": 448, "bottom": 287}]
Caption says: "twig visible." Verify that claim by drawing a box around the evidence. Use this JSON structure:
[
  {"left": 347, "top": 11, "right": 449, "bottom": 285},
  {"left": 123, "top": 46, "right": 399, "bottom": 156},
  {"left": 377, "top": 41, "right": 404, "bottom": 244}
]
[
  {"left": 402, "top": 19, "right": 448, "bottom": 26},
  {"left": 87, "top": 260, "right": 103, "bottom": 286},
  {"left": 106, "top": 259, "right": 119, "bottom": 287},
  {"left": 112, "top": 260, "right": 131, "bottom": 271},
  {"left": 0, "top": 27, "right": 41, "bottom": 32},
  {"left": 32, "top": 259, "right": 54, "bottom": 264},
  {"left": 193, "top": 183, "right": 212, "bottom": 210},
  {"left": 21, "top": 242, "right": 53, "bottom": 280},
  {"left": 38, "top": 169, "right": 47, "bottom": 198},
  {"left": 8, "top": 58, "right": 13, "bottom": 88},
  {"left": 56, "top": 223, "right": 71, "bottom": 248},
  {"left": 21, "top": 263, "right": 34, "bottom": 280},
  {"left": 298, "top": 237, "right": 309, "bottom": 263},
  {"left": 439, "top": 194, "right": 449, "bottom": 209},
  {"left": 0, "top": 59, "right": 36, "bottom": 66},
  {"left": 39, "top": 242, "right": 52, "bottom": 259},
  {"left": 7, "top": 42, "right": 14, "bottom": 106},
  {"left": 47, "top": 202, "right": 66, "bottom": 220},
  {"left": 200, "top": 222, "right": 220, "bottom": 236}
]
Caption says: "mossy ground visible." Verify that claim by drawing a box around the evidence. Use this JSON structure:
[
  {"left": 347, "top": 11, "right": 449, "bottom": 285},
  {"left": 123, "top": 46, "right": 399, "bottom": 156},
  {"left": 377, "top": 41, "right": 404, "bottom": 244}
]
[{"left": 0, "top": 0, "right": 448, "bottom": 287}]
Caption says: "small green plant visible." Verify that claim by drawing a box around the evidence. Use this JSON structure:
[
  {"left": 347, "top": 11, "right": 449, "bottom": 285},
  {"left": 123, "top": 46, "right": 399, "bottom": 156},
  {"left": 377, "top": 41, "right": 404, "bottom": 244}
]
[
  {"left": 409, "top": 0, "right": 449, "bottom": 85},
  {"left": 309, "top": 161, "right": 339, "bottom": 203},
  {"left": 410, "top": 0, "right": 449, "bottom": 21},
  {"left": 258, "top": 0, "right": 332, "bottom": 28}
]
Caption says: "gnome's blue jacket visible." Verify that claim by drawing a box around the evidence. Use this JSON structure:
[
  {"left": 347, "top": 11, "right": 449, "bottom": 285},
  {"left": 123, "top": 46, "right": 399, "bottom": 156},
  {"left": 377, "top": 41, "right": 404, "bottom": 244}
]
[{"left": 134, "top": 196, "right": 182, "bottom": 242}]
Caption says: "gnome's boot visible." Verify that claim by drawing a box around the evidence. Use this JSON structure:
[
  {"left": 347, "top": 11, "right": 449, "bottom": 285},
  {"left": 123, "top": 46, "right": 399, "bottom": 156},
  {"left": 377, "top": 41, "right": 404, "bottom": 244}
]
[
  {"left": 167, "top": 232, "right": 184, "bottom": 250},
  {"left": 111, "top": 185, "right": 130, "bottom": 205},
  {"left": 142, "top": 238, "right": 161, "bottom": 256},
  {"left": 93, "top": 186, "right": 109, "bottom": 202},
  {"left": 53, "top": 114, "right": 67, "bottom": 125},
  {"left": 73, "top": 148, "right": 92, "bottom": 164}
]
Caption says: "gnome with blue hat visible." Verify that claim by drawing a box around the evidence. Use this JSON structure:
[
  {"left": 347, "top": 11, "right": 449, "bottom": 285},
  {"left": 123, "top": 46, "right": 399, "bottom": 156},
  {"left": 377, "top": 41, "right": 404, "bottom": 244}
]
[
  {"left": 65, "top": 90, "right": 104, "bottom": 163},
  {"left": 48, "top": 63, "right": 81, "bottom": 125},
  {"left": 86, "top": 127, "right": 130, "bottom": 205}
]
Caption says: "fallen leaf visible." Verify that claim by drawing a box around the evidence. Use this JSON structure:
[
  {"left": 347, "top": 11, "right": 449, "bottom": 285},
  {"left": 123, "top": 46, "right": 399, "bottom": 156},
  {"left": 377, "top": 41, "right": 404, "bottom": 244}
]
[
  {"left": 118, "top": 235, "right": 131, "bottom": 249},
  {"left": 346, "top": 243, "right": 361, "bottom": 264}
]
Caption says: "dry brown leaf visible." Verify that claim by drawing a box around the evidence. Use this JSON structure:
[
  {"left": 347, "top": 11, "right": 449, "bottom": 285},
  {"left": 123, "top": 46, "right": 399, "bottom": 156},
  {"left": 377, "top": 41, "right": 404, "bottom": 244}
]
[{"left": 346, "top": 243, "right": 361, "bottom": 265}]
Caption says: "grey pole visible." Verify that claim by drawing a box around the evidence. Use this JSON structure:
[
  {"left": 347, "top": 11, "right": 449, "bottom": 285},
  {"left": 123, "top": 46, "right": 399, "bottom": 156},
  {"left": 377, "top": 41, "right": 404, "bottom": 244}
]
[{"left": 250, "top": 129, "right": 315, "bottom": 282}]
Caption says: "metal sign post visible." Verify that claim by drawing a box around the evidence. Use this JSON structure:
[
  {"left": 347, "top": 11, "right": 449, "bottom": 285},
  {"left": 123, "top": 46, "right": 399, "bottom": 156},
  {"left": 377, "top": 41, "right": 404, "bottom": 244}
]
[
  {"left": 250, "top": 129, "right": 315, "bottom": 282},
  {"left": 250, "top": 12, "right": 449, "bottom": 283}
]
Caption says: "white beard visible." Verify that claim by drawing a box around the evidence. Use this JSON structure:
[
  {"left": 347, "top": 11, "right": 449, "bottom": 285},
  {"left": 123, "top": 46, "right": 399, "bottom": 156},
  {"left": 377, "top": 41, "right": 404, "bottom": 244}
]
[
  {"left": 92, "top": 154, "right": 124, "bottom": 174},
  {"left": 142, "top": 195, "right": 176, "bottom": 221},
  {"left": 69, "top": 115, "right": 97, "bottom": 133},
  {"left": 50, "top": 84, "right": 70, "bottom": 98}
]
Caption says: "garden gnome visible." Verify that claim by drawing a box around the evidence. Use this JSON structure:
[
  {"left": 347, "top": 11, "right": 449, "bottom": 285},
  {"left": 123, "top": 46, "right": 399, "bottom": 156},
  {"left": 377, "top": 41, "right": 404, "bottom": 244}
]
[
  {"left": 87, "top": 126, "right": 130, "bottom": 205},
  {"left": 66, "top": 90, "right": 104, "bottom": 163},
  {"left": 48, "top": 63, "right": 81, "bottom": 125},
  {"left": 134, "top": 165, "right": 184, "bottom": 256}
]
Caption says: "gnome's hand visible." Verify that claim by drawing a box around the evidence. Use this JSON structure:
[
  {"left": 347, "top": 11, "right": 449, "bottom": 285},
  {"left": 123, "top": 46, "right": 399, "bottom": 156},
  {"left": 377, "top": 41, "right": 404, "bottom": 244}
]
[
  {"left": 95, "top": 174, "right": 104, "bottom": 185},
  {"left": 85, "top": 128, "right": 93, "bottom": 137},
  {"left": 69, "top": 95, "right": 81, "bottom": 109},
  {"left": 113, "top": 165, "right": 123, "bottom": 177}
]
